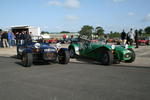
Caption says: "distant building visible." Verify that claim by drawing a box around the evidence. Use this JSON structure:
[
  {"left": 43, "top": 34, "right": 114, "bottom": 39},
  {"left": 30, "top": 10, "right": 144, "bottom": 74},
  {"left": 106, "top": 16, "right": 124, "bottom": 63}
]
[{"left": 11, "top": 25, "right": 41, "bottom": 36}]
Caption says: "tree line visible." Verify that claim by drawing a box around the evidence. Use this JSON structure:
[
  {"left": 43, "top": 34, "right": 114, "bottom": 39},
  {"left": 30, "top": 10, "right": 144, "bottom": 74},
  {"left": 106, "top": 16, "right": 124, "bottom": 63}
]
[{"left": 79, "top": 25, "right": 150, "bottom": 38}]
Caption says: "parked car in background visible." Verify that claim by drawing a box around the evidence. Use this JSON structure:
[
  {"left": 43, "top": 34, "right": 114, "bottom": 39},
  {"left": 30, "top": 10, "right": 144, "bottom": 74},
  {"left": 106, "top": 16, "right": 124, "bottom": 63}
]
[
  {"left": 138, "top": 37, "right": 150, "bottom": 45},
  {"left": 47, "top": 38, "right": 58, "bottom": 43}
]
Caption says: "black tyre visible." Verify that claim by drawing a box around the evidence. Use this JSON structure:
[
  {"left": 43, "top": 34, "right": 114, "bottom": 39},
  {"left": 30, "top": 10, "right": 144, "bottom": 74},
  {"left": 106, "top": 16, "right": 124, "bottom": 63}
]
[
  {"left": 101, "top": 50, "right": 113, "bottom": 65},
  {"left": 22, "top": 53, "right": 33, "bottom": 67},
  {"left": 58, "top": 49, "right": 70, "bottom": 64},
  {"left": 69, "top": 47, "right": 75, "bottom": 58},
  {"left": 17, "top": 46, "right": 21, "bottom": 59},
  {"left": 125, "top": 48, "right": 136, "bottom": 63}
]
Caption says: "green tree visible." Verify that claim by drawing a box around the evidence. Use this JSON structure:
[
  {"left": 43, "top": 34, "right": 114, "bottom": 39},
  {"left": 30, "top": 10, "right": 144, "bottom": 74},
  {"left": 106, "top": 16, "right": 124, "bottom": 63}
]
[
  {"left": 60, "top": 31, "right": 70, "bottom": 33},
  {"left": 41, "top": 31, "right": 49, "bottom": 34},
  {"left": 95, "top": 26, "right": 104, "bottom": 37},
  {"left": 144, "top": 26, "right": 150, "bottom": 34},
  {"left": 109, "top": 31, "right": 120, "bottom": 38},
  {"left": 138, "top": 29, "right": 143, "bottom": 36},
  {"left": 79, "top": 25, "right": 94, "bottom": 38}
]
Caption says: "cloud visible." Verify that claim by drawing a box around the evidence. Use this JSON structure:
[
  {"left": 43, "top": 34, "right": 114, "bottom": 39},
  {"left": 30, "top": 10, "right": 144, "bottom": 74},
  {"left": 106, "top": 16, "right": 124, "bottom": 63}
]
[
  {"left": 65, "top": 15, "right": 79, "bottom": 22},
  {"left": 113, "top": 0, "right": 126, "bottom": 3},
  {"left": 64, "top": 0, "right": 80, "bottom": 9},
  {"left": 48, "top": 0, "right": 80, "bottom": 9},
  {"left": 143, "top": 14, "right": 150, "bottom": 22},
  {"left": 48, "top": 0, "right": 62, "bottom": 6},
  {"left": 128, "top": 12, "right": 135, "bottom": 16}
]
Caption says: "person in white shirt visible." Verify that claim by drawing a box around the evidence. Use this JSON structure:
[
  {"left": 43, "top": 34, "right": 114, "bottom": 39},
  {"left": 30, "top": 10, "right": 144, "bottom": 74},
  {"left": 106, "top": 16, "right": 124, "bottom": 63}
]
[{"left": 128, "top": 28, "right": 135, "bottom": 45}]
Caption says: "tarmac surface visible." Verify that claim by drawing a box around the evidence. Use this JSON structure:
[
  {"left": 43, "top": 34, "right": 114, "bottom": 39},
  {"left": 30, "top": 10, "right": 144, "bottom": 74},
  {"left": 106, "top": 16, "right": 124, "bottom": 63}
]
[{"left": 0, "top": 45, "right": 150, "bottom": 100}]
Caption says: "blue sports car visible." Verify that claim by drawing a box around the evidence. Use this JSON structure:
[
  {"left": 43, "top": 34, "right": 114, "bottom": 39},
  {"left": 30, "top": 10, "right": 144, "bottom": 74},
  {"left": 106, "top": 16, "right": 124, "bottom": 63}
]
[{"left": 17, "top": 36, "right": 70, "bottom": 67}]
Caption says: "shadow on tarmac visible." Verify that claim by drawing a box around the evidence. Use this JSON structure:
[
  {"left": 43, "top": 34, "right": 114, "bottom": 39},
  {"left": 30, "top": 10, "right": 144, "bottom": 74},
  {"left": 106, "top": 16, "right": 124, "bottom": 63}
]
[
  {"left": 70, "top": 56, "right": 150, "bottom": 69},
  {"left": 0, "top": 55, "right": 150, "bottom": 69}
]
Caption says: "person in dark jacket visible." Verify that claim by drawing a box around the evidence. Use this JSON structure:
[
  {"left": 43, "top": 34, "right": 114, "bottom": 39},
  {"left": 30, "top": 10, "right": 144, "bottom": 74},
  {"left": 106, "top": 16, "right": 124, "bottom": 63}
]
[
  {"left": 20, "top": 31, "right": 26, "bottom": 44},
  {"left": 121, "top": 30, "right": 126, "bottom": 45},
  {"left": 15, "top": 32, "right": 19, "bottom": 45},
  {"left": 1, "top": 32, "right": 9, "bottom": 48},
  {"left": 24, "top": 31, "right": 32, "bottom": 44},
  {"left": 135, "top": 30, "right": 139, "bottom": 48}
]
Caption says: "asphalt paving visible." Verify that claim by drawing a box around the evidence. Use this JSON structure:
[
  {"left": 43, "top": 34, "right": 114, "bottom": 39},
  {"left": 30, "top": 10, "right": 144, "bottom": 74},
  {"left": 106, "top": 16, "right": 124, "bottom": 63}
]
[{"left": 0, "top": 46, "right": 150, "bottom": 100}]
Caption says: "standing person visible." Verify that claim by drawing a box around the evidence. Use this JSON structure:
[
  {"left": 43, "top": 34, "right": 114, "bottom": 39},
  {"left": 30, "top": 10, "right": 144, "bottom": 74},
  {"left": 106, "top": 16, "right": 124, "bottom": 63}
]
[
  {"left": 1, "top": 31, "right": 9, "bottom": 48},
  {"left": 15, "top": 32, "right": 19, "bottom": 45},
  {"left": 24, "top": 31, "right": 32, "bottom": 44},
  {"left": 20, "top": 31, "right": 26, "bottom": 44},
  {"left": 62, "top": 34, "right": 67, "bottom": 43},
  {"left": 29, "top": 32, "right": 33, "bottom": 37},
  {"left": 128, "top": 28, "right": 135, "bottom": 45},
  {"left": 0, "top": 32, "right": 2, "bottom": 48},
  {"left": 121, "top": 29, "right": 126, "bottom": 45},
  {"left": 7, "top": 31, "right": 13, "bottom": 48},
  {"left": 135, "top": 30, "right": 139, "bottom": 48},
  {"left": 11, "top": 32, "right": 16, "bottom": 47}
]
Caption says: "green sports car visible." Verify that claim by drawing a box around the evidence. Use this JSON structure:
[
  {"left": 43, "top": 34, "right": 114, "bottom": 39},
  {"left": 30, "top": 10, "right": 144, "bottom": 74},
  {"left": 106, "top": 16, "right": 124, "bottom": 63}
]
[{"left": 68, "top": 38, "right": 135, "bottom": 65}]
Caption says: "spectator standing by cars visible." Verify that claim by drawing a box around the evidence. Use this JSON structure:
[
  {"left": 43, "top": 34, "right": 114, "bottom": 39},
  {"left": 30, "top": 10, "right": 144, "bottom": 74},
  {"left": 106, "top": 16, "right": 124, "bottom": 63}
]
[
  {"left": 121, "top": 29, "right": 126, "bottom": 45},
  {"left": 11, "top": 32, "right": 16, "bottom": 46},
  {"left": 24, "top": 31, "right": 32, "bottom": 44},
  {"left": 20, "top": 31, "right": 26, "bottom": 45},
  {"left": 1, "top": 31, "right": 9, "bottom": 48},
  {"left": 0, "top": 33, "right": 2, "bottom": 48},
  {"left": 7, "top": 31, "right": 13, "bottom": 48},
  {"left": 128, "top": 28, "right": 135, "bottom": 45},
  {"left": 135, "top": 29, "right": 139, "bottom": 48},
  {"left": 15, "top": 32, "right": 20, "bottom": 45}
]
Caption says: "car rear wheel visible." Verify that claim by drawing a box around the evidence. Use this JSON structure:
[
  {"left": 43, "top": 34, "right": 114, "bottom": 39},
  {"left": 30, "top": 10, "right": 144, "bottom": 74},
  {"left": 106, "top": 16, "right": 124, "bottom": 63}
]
[
  {"left": 22, "top": 53, "right": 33, "bottom": 67},
  {"left": 125, "top": 48, "right": 135, "bottom": 63},
  {"left": 101, "top": 50, "right": 113, "bottom": 65},
  {"left": 58, "top": 49, "right": 70, "bottom": 64},
  {"left": 69, "top": 48, "right": 75, "bottom": 58}
]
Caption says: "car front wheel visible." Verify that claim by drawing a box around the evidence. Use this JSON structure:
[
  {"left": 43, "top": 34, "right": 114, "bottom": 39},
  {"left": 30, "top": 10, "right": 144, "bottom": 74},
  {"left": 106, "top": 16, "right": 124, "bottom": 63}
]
[
  {"left": 58, "top": 49, "right": 70, "bottom": 64},
  {"left": 22, "top": 53, "right": 33, "bottom": 67},
  {"left": 69, "top": 48, "right": 75, "bottom": 58},
  {"left": 125, "top": 48, "right": 135, "bottom": 63},
  {"left": 101, "top": 50, "right": 113, "bottom": 65}
]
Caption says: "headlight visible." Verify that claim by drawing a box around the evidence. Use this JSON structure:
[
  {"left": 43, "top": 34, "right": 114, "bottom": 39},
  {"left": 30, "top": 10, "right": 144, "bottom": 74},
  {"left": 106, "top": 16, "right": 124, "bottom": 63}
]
[
  {"left": 18, "top": 48, "right": 23, "bottom": 52},
  {"left": 125, "top": 44, "right": 128, "bottom": 49},
  {"left": 34, "top": 43, "right": 41, "bottom": 48},
  {"left": 56, "top": 42, "right": 61, "bottom": 49},
  {"left": 44, "top": 48, "right": 56, "bottom": 52},
  {"left": 111, "top": 45, "right": 115, "bottom": 49}
]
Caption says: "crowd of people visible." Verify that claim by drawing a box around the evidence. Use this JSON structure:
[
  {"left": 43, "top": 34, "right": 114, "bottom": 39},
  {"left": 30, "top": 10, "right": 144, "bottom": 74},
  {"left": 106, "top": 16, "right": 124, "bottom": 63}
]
[
  {"left": 121, "top": 28, "right": 139, "bottom": 48},
  {"left": 0, "top": 31, "right": 32, "bottom": 48},
  {"left": 0, "top": 28, "right": 142, "bottom": 49}
]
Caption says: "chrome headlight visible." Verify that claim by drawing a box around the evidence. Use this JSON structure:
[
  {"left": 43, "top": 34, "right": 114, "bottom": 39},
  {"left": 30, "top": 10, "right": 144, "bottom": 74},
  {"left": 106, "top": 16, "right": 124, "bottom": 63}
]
[
  {"left": 34, "top": 43, "right": 41, "bottom": 48},
  {"left": 18, "top": 48, "right": 24, "bottom": 52},
  {"left": 125, "top": 44, "right": 128, "bottom": 49},
  {"left": 111, "top": 45, "right": 115, "bottom": 50},
  {"left": 56, "top": 42, "right": 61, "bottom": 49}
]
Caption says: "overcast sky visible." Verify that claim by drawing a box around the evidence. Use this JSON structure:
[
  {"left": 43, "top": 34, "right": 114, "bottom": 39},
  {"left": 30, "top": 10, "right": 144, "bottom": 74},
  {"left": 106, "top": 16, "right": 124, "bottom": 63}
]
[{"left": 0, "top": 0, "right": 150, "bottom": 33}]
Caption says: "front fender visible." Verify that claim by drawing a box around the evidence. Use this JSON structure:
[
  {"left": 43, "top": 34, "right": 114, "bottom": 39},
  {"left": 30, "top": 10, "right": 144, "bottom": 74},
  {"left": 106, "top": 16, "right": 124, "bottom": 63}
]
[
  {"left": 100, "top": 45, "right": 112, "bottom": 51},
  {"left": 128, "top": 45, "right": 135, "bottom": 49},
  {"left": 68, "top": 44, "right": 79, "bottom": 55}
]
